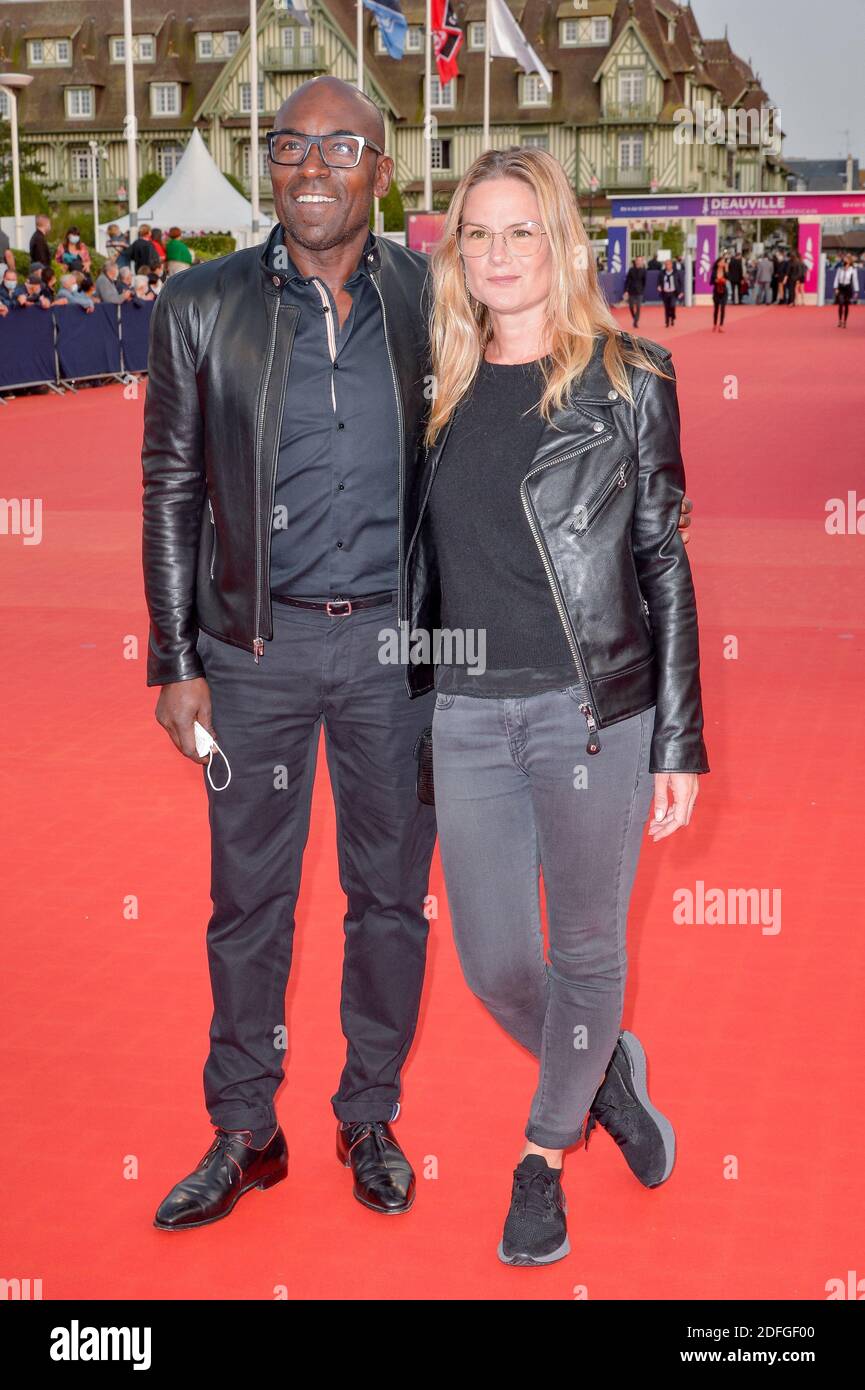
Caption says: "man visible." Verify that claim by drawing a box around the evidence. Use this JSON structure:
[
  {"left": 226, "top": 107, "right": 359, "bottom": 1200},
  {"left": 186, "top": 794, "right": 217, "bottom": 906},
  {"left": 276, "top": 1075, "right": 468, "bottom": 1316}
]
[
  {"left": 143, "top": 76, "right": 695, "bottom": 1232},
  {"left": 28, "top": 214, "right": 52, "bottom": 273},
  {"left": 95, "top": 259, "right": 132, "bottom": 304},
  {"left": 755, "top": 251, "right": 773, "bottom": 304},
  {"left": 54, "top": 272, "right": 95, "bottom": 311},
  {"left": 726, "top": 252, "right": 744, "bottom": 304},
  {"left": 0, "top": 267, "right": 25, "bottom": 309},
  {"left": 128, "top": 223, "right": 161, "bottom": 277},
  {"left": 623, "top": 255, "right": 646, "bottom": 327},
  {"left": 659, "top": 257, "right": 683, "bottom": 327},
  {"left": 0, "top": 224, "right": 15, "bottom": 273}
]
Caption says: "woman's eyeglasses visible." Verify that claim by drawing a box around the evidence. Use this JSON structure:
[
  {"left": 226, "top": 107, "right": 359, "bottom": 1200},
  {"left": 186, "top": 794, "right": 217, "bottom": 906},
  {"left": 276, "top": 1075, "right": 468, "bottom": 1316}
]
[
  {"left": 266, "top": 132, "right": 384, "bottom": 168},
  {"left": 457, "top": 221, "right": 548, "bottom": 257}
]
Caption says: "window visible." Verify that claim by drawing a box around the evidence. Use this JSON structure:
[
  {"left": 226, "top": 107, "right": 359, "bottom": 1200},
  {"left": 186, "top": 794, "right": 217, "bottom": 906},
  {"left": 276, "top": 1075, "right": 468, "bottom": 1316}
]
[
  {"left": 28, "top": 37, "right": 72, "bottom": 66},
  {"left": 66, "top": 87, "right": 94, "bottom": 118},
  {"left": 431, "top": 76, "right": 455, "bottom": 108},
  {"left": 242, "top": 143, "right": 270, "bottom": 180},
  {"left": 239, "top": 80, "right": 266, "bottom": 114},
  {"left": 197, "top": 32, "right": 214, "bottom": 59},
  {"left": 151, "top": 83, "right": 181, "bottom": 117},
  {"left": 375, "top": 23, "right": 422, "bottom": 54},
  {"left": 0, "top": 90, "right": 9, "bottom": 119},
  {"left": 431, "top": 138, "right": 451, "bottom": 170},
  {"left": 521, "top": 132, "right": 549, "bottom": 150},
  {"left": 468, "top": 22, "right": 485, "bottom": 50},
  {"left": 618, "top": 68, "right": 646, "bottom": 106},
  {"left": 618, "top": 133, "right": 645, "bottom": 170},
  {"left": 111, "top": 35, "right": 156, "bottom": 62},
  {"left": 156, "top": 142, "right": 183, "bottom": 177},
  {"left": 70, "top": 147, "right": 100, "bottom": 181},
  {"left": 225, "top": 31, "right": 240, "bottom": 55},
  {"left": 520, "top": 74, "right": 551, "bottom": 107},
  {"left": 559, "top": 16, "right": 610, "bottom": 46}
]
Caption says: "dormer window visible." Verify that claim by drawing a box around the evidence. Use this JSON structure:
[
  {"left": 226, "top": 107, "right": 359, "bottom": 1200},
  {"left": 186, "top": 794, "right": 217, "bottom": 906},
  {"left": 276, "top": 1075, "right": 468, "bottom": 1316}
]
[{"left": 28, "top": 37, "right": 72, "bottom": 66}]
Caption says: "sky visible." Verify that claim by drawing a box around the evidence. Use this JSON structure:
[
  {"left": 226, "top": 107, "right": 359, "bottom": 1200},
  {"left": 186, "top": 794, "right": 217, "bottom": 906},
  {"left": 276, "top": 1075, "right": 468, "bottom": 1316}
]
[{"left": 691, "top": 0, "right": 865, "bottom": 160}]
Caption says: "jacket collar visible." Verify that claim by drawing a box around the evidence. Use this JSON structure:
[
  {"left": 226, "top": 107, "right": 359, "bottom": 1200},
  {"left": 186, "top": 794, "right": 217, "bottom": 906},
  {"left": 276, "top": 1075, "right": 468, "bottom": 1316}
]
[{"left": 258, "top": 220, "right": 381, "bottom": 292}]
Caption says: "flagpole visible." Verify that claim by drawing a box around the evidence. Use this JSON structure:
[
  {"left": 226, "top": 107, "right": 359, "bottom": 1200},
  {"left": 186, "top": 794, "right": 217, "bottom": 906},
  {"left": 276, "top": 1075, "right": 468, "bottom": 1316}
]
[
  {"left": 424, "top": 0, "right": 432, "bottom": 209},
  {"left": 483, "top": 0, "right": 490, "bottom": 147},
  {"left": 249, "top": 0, "right": 260, "bottom": 240},
  {"left": 357, "top": 0, "right": 364, "bottom": 92}
]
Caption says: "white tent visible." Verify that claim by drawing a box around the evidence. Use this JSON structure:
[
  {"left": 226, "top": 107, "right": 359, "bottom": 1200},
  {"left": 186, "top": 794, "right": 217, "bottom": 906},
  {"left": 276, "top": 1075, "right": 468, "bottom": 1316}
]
[{"left": 98, "top": 128, "right": 272, "bottom": 247}]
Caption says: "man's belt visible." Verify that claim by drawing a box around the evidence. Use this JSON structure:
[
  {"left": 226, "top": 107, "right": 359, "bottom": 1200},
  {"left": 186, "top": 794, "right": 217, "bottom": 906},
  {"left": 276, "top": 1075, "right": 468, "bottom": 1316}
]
[{"left": 271, "top": 591, "right": 395, "bottom": 617}]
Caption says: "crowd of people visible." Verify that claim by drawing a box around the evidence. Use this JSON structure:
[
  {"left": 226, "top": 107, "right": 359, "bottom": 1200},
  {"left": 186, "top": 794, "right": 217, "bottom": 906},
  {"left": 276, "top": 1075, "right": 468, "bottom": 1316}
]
[
  {"left": 0, "top": 214, "right": 195, "bottom": 322},
  {"left": 617, "top": 245, "right": 862, "bottom": 333}
]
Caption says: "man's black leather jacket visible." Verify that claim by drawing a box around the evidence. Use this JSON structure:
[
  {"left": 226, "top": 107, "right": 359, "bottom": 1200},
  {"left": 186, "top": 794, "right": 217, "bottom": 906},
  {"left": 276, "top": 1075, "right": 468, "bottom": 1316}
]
[
  {"left": 141, "top": 221, "right": 431, "bottom": 686},
  {"left": 404, "top": 335, "right": 710, "bottom": 775}
]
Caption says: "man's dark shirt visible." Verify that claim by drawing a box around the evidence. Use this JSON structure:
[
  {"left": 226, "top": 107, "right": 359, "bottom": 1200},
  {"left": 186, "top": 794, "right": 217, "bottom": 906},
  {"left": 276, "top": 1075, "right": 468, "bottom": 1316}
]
[
  {"left": 29, "top": 228, "right": 51, "bottom": 269},
  {"left": 625, "top": 265, "right": 647, "bottom": 295},
  {"left": 129, "top": 237, "right": 160, "bottom": 274},
  {"left": 267, "top": 223, "right": 400, "bottom": 600}
]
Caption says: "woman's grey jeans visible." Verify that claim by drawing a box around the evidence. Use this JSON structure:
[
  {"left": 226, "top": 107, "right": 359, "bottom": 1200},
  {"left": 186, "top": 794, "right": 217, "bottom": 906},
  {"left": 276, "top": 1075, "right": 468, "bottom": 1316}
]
[{"left": 432, "top": 683, "right": 656, "bottom": 1150}]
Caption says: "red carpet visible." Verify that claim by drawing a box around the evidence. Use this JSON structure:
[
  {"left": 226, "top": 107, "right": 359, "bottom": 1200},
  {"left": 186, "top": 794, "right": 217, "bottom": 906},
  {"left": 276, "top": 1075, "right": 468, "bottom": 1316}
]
[{"left": 2, "top": 304, "right": 863, "bottom": 1300}]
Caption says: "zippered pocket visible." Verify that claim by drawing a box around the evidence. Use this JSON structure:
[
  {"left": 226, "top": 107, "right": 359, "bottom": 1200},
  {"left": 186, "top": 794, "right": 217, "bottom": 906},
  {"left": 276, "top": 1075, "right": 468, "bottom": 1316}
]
[
  {"left": 570, "top": 455, "right": 634, "bottom": 535},
  {"left": 207, "top": 495, "right": 217, "bottom": 580}
]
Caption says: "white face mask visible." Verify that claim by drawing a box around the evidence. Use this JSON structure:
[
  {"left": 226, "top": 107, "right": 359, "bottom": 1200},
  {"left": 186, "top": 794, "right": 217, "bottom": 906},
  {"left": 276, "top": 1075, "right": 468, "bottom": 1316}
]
[
  {"left": 68, "top": 234, "right": 80, "bottom": 244},
  {"left": 5, "top": 279, "right": 17, "bottom": 290}
]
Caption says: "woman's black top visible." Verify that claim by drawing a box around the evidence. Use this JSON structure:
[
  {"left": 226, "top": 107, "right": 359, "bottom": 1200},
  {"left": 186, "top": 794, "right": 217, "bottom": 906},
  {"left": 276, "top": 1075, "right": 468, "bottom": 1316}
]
[{"left": 427, "top": 354, "right": 584, "bottom": 699}]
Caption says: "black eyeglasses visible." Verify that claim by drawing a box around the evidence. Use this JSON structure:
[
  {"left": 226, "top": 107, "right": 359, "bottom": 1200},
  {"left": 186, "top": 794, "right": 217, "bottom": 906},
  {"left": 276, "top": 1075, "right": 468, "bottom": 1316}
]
[{"left": 266, "top": 131, "right": 384, "bottom": 168}]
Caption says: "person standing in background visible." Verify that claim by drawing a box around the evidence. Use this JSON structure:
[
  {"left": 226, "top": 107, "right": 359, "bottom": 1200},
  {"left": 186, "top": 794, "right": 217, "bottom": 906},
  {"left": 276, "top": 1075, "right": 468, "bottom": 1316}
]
[
  {"left": 164, "top": 228, "right": 194, "bottom": 276},
  {"left": 623, "top": 256, "right": 647, "bottom": 328},
  {"left": 659, "top": 258, "right": 683, "bottom": 327},
  {"left": 28, "top": 214, "right": 52, "bottom": 273},
  {"left": 727, "top": 251, "right": 743, "bottom": 304},
  {"left": 755, "top": 251, "right": 773, "bottom": 304}
]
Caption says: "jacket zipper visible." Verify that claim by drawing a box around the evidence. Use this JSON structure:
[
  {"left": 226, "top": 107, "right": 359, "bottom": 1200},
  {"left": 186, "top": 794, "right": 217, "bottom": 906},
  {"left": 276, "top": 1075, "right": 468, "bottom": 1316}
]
[
  {"left": 252, "top": 293, "right": 282, "bottom": 663},
  {"left": 520, "top": 434, "right": 608, "bottom": 754},
  {"left": 579, "top": 457, "right": 632, "bottom": 531},
  {"left": 369, "top": 272, "right": 405, "bottom": 624},
  {"left": 207, "top": 495, "right": 216, "bottom": 580}
]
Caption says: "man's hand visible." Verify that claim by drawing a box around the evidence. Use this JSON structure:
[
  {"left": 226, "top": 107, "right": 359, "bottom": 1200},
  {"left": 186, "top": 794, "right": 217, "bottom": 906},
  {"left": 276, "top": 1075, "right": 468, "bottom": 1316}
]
[
  {"left": 155, "top": 678, "right": 215, "bottom": 762},
  {"left": 677, "top": 493, "right": 693, "bottom": 545},
  {"left": 648, "top": 772, "right": 699, "bottom": 841}
]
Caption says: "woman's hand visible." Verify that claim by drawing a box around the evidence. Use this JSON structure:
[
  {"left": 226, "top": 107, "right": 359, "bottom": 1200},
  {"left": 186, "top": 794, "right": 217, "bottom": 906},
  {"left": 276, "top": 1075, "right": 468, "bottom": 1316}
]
[{"left": 648, "top": 772, "right": 699, "bottom": 841}]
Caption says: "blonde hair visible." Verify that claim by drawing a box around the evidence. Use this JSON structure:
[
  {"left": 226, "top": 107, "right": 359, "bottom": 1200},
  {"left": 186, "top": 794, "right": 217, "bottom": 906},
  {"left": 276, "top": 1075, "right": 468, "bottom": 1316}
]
[{"left": 424, "top": 147, "right": 671, "bottom": 447}]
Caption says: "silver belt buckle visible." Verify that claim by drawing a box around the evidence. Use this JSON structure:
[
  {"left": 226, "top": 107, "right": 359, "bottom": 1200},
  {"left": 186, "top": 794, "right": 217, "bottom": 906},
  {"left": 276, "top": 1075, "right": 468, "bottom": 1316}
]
[{"left": 326, "top": 598, "right": 352, "bottom": 617}]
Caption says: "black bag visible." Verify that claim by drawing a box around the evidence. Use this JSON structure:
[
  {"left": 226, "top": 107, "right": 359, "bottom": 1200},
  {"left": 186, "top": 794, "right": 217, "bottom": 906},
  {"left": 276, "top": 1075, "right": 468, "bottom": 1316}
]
[{"left": 414, "top": 725, "right": 434, "bottom": 805}]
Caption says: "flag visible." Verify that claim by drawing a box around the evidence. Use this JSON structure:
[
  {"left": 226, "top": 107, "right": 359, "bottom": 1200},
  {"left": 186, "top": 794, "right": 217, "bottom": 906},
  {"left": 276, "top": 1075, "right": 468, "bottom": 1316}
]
[
  {"left": 487, "top": 0, "right": 552, "bottom": 92},
  {"left": 362, "top": 0, "right": 408, "bottom": 61},
  {"left": 431, "top": 0, "right": 463, "bottom": 86}
]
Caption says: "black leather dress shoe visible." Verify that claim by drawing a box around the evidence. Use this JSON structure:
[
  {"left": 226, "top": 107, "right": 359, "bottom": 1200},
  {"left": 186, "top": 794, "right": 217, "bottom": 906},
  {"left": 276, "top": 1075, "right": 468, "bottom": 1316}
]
[
  {"left": 336, "top": 1120, "right": 415, "bottom": 1214},
  {"left": 153, "top": 1126, "right": 288, "bottom": 1230}
]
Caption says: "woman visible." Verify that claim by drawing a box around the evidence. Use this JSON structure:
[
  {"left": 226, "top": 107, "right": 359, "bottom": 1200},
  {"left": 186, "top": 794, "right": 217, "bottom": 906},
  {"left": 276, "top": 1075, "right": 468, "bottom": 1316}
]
[
  {"left": 834, "top": 253, "right": 858, "bottom": 327},
  {"left": 405, "top": 147, "right": 709, "bottom": 1266},
  {"left": 711, "top": 255, "right": 728, "bottom": 331},
  {"left": 55, "top": 226, "right": 91, "bottom": 274},
  {"left": 133, "top": 273, "right": 156, "bottom": 301}
]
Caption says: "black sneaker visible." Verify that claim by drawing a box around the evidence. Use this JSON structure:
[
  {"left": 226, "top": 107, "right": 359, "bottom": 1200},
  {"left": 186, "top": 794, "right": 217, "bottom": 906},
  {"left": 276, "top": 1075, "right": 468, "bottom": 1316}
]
[
  {"left": 585, "top": 1029, "right": 675, "bottom": 1187},
  {"left": 497, "top": 1155, "right": 569, "bottom": 1266}
]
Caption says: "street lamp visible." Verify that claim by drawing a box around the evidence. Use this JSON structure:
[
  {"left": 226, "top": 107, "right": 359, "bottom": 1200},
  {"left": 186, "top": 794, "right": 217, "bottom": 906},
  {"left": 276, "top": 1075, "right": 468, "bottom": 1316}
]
[{"left": 0, "top": 72, "right": 34, "bottom": 256}]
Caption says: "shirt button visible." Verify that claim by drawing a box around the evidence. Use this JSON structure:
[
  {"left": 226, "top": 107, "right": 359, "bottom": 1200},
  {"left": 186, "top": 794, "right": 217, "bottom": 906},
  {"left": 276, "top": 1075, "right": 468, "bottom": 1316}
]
[
  {"left": 593, "top": 421, "right": 604, "bottom": 432},
  {"left": 607, "top": 389, "right": 619, "bottom": 400},
  {"left": 337, "top": 422, "right": 344, "bottom": 429},
  {"left": 336, "top": 540, "right": 343, "bottom": 548},
  {"left": 333, "top": 362, "right": 339, "bottom": 370},
  {"left": 338, "top": 482, "right": 345, "bottom": 490}
]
